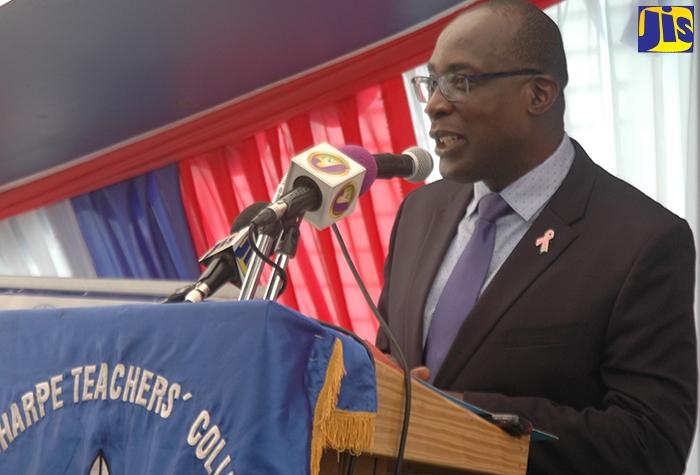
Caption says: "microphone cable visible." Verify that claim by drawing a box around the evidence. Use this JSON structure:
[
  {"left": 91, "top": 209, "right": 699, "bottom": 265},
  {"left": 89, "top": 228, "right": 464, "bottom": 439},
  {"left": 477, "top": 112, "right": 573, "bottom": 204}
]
[
  {"left": 330, "top": 223, "right": 412, "bottom": 475},
  {"left": 247, "top": 221, "right": 290, "bottom": 297}
]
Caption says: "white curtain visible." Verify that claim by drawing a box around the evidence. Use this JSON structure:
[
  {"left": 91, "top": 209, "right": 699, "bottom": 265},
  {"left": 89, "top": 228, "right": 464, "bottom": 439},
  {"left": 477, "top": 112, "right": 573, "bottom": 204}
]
[
  {"left": 0, "top": 200, "right": 97, "bottom": 278},
  {"left": 404, "top": 0, "right": 699, "bottom": 470},
  {"left": 548, "top": 0, "right": 698, "bottom": 217},
  {"left": 546, "top": 0, "right": 699, "bottom": 472}
]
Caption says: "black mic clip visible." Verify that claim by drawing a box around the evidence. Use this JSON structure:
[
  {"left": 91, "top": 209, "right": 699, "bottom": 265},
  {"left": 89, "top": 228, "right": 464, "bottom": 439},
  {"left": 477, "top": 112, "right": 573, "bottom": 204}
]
[
  {"left": 251, "top": 177, "right": 321, "bottom": 229},
  {"left": 275, "top": 214, "right": 303, "bottom": 259}
]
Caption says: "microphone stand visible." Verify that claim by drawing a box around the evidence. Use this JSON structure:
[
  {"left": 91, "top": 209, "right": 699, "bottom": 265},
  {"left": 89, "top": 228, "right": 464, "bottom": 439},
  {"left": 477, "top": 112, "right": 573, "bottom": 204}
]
[
  {"left": 237, "top": 231, "right": 278, "bottom": 301},
  {"left": 238, "top": 176, "right": 287, "bottom": 301}
]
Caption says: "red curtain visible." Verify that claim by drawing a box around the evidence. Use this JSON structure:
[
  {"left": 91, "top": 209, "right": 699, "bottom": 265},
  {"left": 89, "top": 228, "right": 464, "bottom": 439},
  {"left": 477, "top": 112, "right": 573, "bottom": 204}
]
[{"left": 179, "top": 76, "right": 420, "bottom": 341}]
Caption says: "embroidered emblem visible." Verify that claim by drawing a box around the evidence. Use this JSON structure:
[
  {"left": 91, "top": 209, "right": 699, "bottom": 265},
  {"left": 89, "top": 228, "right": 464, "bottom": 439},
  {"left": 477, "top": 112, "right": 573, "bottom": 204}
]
[
  {"left": 535, "top": 229, "right": 555, "bottom": 254},
  {"left": 87, "top": 450, "right": 110, "bottom": 475}
]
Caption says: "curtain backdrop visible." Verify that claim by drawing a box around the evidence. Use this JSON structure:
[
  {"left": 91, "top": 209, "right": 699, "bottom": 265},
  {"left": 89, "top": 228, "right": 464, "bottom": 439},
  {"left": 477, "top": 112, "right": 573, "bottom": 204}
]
[
  {"left": 543, "top": 2, "right": 699, "bottom": 471},
  {"left": 0, "top": 200, "right": 97, "bottom": 278},
  {"left": 0, "top": 0, "right": 563, "bottom": 222},
  {"left": 0, "top": 76, "right": 422, "bottom": 342},
  {"left": 179, "top": 77, "right": 422, "bottom": 340},
  {"left": 71, "top": 163, "right": 201, "bottom": 280}
]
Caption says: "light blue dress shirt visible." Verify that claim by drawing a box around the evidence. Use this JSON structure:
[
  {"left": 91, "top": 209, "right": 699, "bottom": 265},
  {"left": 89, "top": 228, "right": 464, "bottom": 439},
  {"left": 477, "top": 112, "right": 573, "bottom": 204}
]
[{"left": 422, "top": 135, "right": 576, "bottom": 346}]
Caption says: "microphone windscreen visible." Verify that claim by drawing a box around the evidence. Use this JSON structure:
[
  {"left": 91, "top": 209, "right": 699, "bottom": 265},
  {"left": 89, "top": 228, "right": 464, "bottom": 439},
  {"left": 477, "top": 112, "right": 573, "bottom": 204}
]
[
  {"left": 402, "top": 147, "right": 434, "bottom": 183},
  {"left": 231, "top": 201, "right": 271, "bottom": 233},
  {"left": 338, "top": 145, "right": 378, "bottom": 196}
]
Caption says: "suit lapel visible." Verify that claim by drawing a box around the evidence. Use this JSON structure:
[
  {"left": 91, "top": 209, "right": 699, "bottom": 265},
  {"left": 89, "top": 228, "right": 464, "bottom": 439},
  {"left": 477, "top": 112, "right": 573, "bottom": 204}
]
[{"left": 433, "top": 142, "right": 599, "bottom": 387}]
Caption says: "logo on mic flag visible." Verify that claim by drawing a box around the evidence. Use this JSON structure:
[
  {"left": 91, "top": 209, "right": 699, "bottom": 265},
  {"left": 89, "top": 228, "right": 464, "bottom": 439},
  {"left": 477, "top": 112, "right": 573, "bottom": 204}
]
[
  {"left": 283, "top": 143, "right": 366, "bottom": 230},
  {"left": 308, "top": 153, "right": 351, "bottom": 176},
  {"left": 234, "top": 235, "right": 252, "bottom": 276},
  {"left": 330, "top": 183, "right": 358, "bottom": 218},
  {"left": 198, "top": 230, "right": 248, "bottom": 264}
]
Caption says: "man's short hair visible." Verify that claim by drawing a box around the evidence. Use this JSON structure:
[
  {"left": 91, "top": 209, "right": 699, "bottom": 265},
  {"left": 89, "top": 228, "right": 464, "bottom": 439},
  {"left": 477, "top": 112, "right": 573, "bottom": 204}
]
[{"left": 476, "top": 0, "right": 569, "bottom": 91}]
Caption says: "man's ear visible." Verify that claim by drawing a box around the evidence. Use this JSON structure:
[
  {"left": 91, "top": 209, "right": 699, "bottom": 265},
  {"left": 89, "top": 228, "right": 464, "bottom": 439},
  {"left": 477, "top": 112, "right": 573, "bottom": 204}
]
[{"left": 527, "top": 75, "right": 560, "bottom": 116}]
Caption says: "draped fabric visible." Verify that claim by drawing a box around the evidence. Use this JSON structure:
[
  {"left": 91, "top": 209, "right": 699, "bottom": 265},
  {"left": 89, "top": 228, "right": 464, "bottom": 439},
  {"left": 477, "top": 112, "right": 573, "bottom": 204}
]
[
  {"left": 542, "top": 1, "right": 700, "bottom": 471},
  {"left": 0, "top": 201, "right": 97, "bottom": 278},
  {"left": 0, "top": 0, "right": 561, "bottom": 222},
  {"left": 0, "top": 300, "right": 377, "bottom": 475},
  {"left": 0, "top": 0, "right": 473, "bottom": 221},
  {"left": 0, "top": 77, "right": 421, "bottom": 342},
  {"left": 71, "top": 164, "right": 200, "bottom": 280},
  {"left": 180, "top": 78, "right": 421, "bottom": 341}
]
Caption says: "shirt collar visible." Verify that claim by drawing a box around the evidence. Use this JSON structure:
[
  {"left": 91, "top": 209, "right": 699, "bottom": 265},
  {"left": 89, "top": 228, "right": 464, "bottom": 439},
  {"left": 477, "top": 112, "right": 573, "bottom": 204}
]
[{"left": 470, "top": 134, "right": 575, "bottom": 221}]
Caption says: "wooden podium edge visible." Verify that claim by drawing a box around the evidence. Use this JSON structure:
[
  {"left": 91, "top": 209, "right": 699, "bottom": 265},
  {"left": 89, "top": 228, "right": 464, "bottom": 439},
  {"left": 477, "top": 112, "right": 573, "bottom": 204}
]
[{"left": 365, "top": 356, "right": 530, "bottom": 475}]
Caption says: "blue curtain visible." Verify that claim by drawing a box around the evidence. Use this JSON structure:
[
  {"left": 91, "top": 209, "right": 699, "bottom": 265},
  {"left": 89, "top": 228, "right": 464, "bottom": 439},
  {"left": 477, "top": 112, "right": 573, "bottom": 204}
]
[{"left": 71, "top": 164, "right": 200, "bottom": 280}]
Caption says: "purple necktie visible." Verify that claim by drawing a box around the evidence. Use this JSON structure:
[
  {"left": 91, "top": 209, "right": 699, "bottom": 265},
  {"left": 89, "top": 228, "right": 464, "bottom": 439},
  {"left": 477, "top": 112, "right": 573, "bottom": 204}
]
[{"left": 424, "top": 193, "right": 512, "bottom": 379}]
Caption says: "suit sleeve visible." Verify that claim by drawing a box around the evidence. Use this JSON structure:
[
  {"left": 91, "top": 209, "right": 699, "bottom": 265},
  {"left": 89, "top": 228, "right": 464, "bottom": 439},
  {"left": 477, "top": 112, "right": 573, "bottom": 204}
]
[
  {"left": 461, "top": 220, "right": 697, "bottom": 475},
  {"left": 375, "top": 197, "right": 405, "bottom": 355}
]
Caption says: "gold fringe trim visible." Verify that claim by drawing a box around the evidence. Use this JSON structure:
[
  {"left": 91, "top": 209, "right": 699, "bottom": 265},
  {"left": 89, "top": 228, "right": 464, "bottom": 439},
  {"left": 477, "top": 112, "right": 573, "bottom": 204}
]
[
  {"left": 321, "top": 408, "right": 376, "bottom": 456},
  {"left": 310, "top": 338, "right": 345, "bottom": 475},
  {"left": 309, "top": 338, "right": 377, "bottom": 475}
]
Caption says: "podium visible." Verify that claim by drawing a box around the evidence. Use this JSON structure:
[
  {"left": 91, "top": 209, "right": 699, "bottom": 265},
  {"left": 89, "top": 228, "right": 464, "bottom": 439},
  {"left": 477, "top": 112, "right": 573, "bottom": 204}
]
[
  {"left": 321, "top": 356, "right": 529, "bottom": 475},
  {"left": 0, "top": 300, "right": 529, "bottom": 475}
]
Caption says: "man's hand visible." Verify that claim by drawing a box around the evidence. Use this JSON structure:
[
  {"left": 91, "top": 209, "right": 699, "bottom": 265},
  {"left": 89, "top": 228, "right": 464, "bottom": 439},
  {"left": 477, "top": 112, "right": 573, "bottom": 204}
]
[
  {"left": 383, "top": 354, "right": 432, "bottom": 381},
  {"left": 382, "top": 354, "right": 464, "bottom": 400},
  {"left": 409, "top": 365, "right": 431, "bottom": 381}
]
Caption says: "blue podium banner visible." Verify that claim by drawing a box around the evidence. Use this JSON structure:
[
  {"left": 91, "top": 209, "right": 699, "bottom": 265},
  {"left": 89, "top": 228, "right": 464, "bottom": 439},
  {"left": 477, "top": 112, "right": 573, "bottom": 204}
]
[{"left": 0, "top": 301, "right": 377, "bottom": 475}]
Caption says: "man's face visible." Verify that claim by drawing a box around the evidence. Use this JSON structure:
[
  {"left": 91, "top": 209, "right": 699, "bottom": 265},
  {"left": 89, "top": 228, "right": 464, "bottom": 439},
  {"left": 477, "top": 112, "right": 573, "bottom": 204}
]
[{"left": 426, "top": 8, "right": 532, "bottom": 190}]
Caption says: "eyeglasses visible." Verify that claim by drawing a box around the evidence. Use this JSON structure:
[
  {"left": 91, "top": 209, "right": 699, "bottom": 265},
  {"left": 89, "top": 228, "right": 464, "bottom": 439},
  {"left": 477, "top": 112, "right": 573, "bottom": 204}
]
[{"left": 411, "top": 70, "right": 541, "bottom": 103}]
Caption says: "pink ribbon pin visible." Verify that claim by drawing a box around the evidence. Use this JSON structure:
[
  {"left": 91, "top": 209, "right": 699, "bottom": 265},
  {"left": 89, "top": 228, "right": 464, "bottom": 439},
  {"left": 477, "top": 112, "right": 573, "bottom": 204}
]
[{"left": 535, "top": 229, "right": 555, "bottom": 254}]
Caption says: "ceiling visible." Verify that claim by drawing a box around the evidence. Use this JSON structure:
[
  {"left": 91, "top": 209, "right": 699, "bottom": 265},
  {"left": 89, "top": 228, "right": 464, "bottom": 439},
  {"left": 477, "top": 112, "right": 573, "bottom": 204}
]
[{"left": 0, "top": 0, "right": 467, "bottom": 191}]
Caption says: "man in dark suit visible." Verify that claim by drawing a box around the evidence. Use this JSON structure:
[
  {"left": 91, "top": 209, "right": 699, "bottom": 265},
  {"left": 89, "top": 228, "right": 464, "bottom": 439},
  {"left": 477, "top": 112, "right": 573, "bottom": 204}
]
[{"left": 375, "top": 0, "right": 697, "bottom": 473}]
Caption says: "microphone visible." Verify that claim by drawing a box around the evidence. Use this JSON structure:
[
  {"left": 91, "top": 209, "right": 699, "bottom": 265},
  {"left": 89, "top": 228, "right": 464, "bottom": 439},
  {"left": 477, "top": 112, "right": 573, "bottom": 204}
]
[
  {"left": 339, "top": 145, "right": 434, "bottom": 183},
  {"left": 184, "top": 201, "right": 269, "bottom": 303},
  {"left": 249, "top": 143, "right": 433, "bottom": 231},
  {"left": 249, "top": 177, "right": 323, "bottom": 228},
  {"left": 252, "top": 143, "right": 379, "bottom": 231}
]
